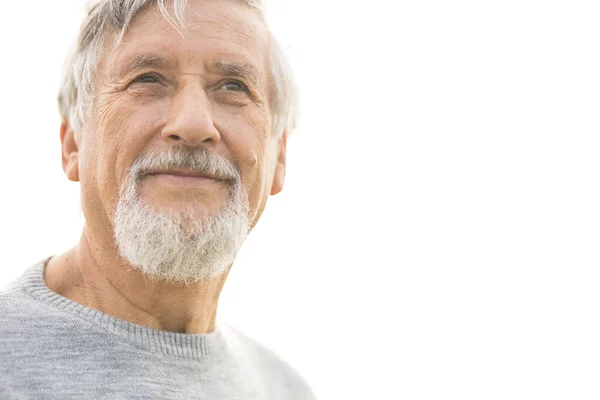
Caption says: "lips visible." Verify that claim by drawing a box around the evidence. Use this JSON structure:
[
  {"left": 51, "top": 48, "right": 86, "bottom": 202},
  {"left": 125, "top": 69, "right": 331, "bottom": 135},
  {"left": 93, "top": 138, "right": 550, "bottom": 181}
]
[
  {"left": 143, "top": 169, "right": 227, "bottom": 187},
  {"left": 147, "top": 169, "right": 222, "bottom": 180}
]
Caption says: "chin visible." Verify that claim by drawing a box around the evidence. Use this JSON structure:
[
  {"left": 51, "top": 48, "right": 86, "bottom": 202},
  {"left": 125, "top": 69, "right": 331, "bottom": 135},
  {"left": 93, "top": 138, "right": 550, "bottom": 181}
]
[{"left": 113, "top": 176, "right": 250, "bottom": 283}]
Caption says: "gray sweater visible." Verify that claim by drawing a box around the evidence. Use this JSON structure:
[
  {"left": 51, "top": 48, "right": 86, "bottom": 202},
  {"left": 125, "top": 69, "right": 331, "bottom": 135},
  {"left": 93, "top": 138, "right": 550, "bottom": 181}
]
[{"left": 0, "top": 260, "right": 315, "bottom": 400}]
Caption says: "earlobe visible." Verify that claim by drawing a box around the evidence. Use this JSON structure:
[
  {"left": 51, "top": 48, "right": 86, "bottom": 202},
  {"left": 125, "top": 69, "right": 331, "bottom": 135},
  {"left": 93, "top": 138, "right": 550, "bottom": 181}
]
[
  {"left": 270, "top": 133, "right": 287, "bottom": 196},
  {"left": 60, "top": 119, "right": 80, "bottom": 182}
]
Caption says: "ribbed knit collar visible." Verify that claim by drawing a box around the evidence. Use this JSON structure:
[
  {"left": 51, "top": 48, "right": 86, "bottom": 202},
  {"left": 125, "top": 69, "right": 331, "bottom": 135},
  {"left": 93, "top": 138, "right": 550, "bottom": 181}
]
[{"left": 18, "top": 258, "right": 229, "bottom": 362}]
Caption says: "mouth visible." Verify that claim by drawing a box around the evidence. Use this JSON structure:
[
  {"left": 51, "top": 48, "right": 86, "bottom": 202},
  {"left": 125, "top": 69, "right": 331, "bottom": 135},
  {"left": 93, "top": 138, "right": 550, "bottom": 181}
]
[{"left": 145, "top": 169, "right": 225, "bottom": 186}]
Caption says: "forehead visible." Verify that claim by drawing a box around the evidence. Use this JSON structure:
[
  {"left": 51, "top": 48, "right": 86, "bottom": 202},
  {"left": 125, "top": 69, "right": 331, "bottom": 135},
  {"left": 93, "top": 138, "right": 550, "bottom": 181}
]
[{"left": 101, "top": 0, "right": 269, "bottom": 77}]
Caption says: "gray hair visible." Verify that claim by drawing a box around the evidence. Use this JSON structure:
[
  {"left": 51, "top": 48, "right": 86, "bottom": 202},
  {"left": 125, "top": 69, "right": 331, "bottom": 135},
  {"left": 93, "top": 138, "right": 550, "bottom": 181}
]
[{"left": 58, "top": 0, "right": 299, "bottom": 138}]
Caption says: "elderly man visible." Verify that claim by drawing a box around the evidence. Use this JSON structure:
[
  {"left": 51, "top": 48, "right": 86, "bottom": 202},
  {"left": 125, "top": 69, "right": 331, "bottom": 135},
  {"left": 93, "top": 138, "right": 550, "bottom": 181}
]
[{"left": 0, "top": 0, "right": 315, "bottom": 398}]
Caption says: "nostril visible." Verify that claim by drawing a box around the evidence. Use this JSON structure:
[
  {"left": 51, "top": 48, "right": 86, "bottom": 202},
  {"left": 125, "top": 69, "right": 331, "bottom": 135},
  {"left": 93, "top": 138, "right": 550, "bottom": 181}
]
[{"left": 170, "top": 135, "right": 182, "bottom": 141}]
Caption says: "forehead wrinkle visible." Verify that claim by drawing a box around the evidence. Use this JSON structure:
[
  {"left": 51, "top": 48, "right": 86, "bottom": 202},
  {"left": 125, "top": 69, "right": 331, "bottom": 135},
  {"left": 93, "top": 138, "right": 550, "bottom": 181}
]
[
  {"left": 98, "top": 5, "right": 269, "bottom": 91},
  {"left": 184, "top": 6, "right": 267, "bottom": 49}
]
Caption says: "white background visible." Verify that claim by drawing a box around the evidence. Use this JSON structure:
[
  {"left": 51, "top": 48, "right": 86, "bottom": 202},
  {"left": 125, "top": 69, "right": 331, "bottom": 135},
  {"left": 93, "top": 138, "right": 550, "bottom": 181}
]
[{"left": 1, "top": 1, "right": 600, "bottom": 399}]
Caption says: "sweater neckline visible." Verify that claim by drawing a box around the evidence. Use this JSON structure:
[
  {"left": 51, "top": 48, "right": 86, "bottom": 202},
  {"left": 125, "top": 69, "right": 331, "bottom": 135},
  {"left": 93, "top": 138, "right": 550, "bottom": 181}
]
[{"left": 19, "top": 258, "right": 229, "bottom": 361}]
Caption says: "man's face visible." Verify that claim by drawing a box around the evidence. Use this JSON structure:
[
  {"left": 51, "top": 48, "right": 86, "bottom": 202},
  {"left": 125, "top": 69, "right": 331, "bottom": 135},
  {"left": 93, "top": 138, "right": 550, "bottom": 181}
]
[{"left": 70, "top": 0, "right": 286, "bottom": 241}]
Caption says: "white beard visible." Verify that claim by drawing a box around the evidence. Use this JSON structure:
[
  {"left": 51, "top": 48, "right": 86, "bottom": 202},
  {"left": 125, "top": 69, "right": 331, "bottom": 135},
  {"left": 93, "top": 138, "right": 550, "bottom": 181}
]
[{"left": 113, "top": 148, "right": 250, "bottom": 285}]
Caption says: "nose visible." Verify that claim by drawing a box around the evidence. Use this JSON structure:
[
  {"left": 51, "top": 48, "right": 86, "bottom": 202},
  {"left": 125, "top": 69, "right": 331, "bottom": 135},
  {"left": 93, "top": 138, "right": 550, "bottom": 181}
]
[{"left": 160, "top": 82, "right": 221, "bottom": 147}]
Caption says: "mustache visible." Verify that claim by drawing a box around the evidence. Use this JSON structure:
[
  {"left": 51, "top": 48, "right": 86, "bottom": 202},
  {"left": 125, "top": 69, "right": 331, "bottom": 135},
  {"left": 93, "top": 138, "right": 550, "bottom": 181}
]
[{"left": 129, "top": 147, "right": 240, "bottom": 183}]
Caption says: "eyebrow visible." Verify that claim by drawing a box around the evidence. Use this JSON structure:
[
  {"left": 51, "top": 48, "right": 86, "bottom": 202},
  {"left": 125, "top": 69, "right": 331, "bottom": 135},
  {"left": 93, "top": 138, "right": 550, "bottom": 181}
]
[
  {"left": 116, "top": 54, "right": 261, "bottom": 87},
  {"left": 117, "top": 54, "right": 173, "bottom": 78},
  {"left": 212, "top": 60, "right": 261, "bottom": 87}
]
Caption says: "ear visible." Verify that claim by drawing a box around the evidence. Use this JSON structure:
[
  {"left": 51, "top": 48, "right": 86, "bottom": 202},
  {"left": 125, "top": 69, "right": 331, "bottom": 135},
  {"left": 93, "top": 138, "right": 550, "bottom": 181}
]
[
  {"left": 60, "top": 119, "right": 80, "bottom": 182},
  {"left": 270, "top": 132, "right": 287, "bottom": 196}
]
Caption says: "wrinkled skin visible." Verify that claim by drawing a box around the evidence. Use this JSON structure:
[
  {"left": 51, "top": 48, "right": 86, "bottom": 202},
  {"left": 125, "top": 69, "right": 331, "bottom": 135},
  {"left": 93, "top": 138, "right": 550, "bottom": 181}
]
[{"left": 46, "top": 0, "right": 287, "bottom": 334}]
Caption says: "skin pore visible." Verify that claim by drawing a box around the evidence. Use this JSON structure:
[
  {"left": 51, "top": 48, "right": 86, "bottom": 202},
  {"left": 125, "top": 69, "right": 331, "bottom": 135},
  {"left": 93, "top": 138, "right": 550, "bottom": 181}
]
[{"left": 44, "top": 0, "right": 287, "bottom": 334}]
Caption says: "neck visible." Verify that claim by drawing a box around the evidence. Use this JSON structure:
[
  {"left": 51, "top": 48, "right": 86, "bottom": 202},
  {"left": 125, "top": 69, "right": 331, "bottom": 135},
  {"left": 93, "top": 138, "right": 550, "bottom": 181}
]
[{"left": 44, "top": 225, "right": 229, "bottom": 334}]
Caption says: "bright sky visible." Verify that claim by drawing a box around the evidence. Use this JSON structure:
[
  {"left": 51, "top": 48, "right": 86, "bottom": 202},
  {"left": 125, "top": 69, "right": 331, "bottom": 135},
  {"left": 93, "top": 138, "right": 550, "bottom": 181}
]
[{"left": 1, "top": 0, "right": 600, "bottom": 398}]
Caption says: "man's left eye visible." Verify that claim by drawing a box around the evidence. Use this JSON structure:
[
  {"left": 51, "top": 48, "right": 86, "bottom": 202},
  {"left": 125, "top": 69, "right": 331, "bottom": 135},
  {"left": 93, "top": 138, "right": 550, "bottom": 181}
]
[
  {"left": 133, "top": 73, "right": 160, "bottom": 84},
  {"left": 221, "top": 81, "right": 247, "bottom": 92}
]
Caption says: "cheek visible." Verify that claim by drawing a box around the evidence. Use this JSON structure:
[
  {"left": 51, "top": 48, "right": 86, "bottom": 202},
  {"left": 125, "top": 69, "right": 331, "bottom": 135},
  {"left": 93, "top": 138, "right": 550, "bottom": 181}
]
[
  {"left": 213, "top": 106, "right": 270, "bottom": 209},
  {"left": 87, "top": 97, "right": 161, "bottom": 209}
]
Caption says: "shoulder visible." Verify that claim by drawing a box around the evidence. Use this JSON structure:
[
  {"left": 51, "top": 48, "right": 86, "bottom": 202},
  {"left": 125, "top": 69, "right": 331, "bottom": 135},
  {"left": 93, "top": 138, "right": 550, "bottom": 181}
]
[
  {"left": 0, "top": 279, "right": 40, "bottom": 319},
  {"left": 0, "top": 261, "right": 79, "bottom": 350},
  {"left": 0, "top": 262, "right": 48, "bottom": 321},
  {"left": 220, "top": 324, "right": 317, "bottom": 400},
  {"left": 0, "top": 281, "right": 62, "bottom": 344}
]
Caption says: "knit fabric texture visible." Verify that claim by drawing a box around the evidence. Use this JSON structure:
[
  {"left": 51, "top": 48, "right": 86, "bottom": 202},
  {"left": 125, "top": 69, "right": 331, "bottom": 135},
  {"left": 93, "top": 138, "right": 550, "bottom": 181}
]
[{"left": 0, "top": 259, "right": 315, "bottom": 400}]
